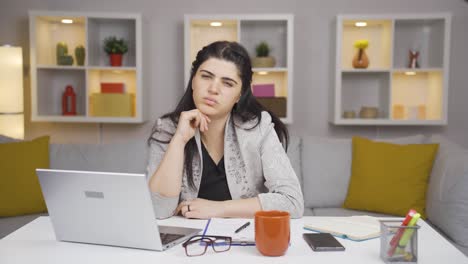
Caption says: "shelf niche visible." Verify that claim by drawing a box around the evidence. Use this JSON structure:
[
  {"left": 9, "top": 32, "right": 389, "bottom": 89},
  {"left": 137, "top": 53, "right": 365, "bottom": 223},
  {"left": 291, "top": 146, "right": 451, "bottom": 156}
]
[
  {"left": 393, "top": 19, "right": 445, "bottom": 69},
  {"left": 36, "top": 69, "right": 86, "bottom": 116},
  {"left": 35, "top": 16, "right": 86, "bottom": 66},
  {"left": 341, "top": 19, "right": 392, "bottom": 70},
  {"left": 88, "top": 18, "right": 136, "bottom": 67},
  {"left": 341, "top": 72, "right": 390, "bottom": 119}
]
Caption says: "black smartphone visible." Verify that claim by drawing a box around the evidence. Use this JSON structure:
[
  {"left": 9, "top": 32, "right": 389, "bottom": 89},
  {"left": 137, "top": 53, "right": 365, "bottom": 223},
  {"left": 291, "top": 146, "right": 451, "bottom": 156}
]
[{"left": 303, "top": 233, "right": 345, "bottom": 252}]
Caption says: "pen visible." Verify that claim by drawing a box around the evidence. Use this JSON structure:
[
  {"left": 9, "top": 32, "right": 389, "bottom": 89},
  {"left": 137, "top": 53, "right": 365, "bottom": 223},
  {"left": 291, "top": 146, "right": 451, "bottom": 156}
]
[{"left": 234, "top": 222, "right": 250, "bottom": 233}]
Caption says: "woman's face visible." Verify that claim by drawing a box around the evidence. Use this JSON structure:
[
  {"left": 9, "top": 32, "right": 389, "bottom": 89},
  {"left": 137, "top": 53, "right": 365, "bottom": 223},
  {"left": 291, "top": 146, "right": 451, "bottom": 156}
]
[{"left": 192, "top": 58, "right": 242, "bottom": 119}]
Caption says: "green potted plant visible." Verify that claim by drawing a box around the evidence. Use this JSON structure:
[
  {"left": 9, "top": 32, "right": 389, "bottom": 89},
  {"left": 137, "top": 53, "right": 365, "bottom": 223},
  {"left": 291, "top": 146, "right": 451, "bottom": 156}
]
[
  {"left": 252, "top": 41, "right": 276, "bottom": 68},
  {"left": 103, "top": 36, "right": 128, "bottom": 67}
]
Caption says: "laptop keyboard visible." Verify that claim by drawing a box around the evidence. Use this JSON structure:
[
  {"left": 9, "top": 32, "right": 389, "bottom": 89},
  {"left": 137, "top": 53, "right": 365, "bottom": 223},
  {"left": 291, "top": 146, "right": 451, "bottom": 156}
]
[{"left": 160, "top": 232, "right": 185, "bottom": 245}]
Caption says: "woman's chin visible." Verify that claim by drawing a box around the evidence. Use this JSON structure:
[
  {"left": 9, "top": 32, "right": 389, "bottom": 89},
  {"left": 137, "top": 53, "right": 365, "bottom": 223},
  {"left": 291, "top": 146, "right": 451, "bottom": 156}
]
[
  {"left": 197, "top": 105, "right": 228, "bottom": 118},
  {"left": 196, "top": 105, "right": 217, "bottom": 116}
]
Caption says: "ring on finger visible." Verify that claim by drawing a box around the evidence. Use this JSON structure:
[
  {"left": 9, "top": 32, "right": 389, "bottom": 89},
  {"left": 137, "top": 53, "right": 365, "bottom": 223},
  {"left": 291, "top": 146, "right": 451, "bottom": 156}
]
[{"left": 187, "top": 204, "right": 191, "bottom": 212}]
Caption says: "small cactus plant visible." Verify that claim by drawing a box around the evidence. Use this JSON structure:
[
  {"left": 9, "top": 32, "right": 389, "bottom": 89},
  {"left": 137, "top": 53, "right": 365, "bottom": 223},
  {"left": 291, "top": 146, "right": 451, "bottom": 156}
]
[
  {"left": 255, "top": 41, "right": 270, "bottom": 57},
  {"left": 56, "top": 42, "right": 68, "bottom": 64},
  {"left": 75, "top": 45, "right": 85, "bottom": 66}
]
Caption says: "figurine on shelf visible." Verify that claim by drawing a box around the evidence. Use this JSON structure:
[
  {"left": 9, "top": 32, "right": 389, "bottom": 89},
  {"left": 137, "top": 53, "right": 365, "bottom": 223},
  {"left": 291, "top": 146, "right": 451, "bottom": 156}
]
[
  {"left": 408, "top": 50, "right": 420, "bottom": 68},
  {"left": 62, "top": 85, "right": 77, "bottom": 116},
  {"left": 352, "top": 39, "right": 369, "bottom": 69}
]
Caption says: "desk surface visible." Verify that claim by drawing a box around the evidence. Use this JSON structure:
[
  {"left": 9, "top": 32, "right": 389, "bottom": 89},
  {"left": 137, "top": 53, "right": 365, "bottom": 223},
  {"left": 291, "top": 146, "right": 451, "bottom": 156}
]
[{"left": 1, "top": 216, "right": 466, "bottom": 264}]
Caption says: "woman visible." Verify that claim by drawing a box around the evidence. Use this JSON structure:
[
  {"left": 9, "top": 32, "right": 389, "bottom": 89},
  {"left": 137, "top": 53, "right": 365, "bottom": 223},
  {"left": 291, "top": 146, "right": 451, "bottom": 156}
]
[{"left": 147, "top": 41, "right": 303, "bottom": 219}]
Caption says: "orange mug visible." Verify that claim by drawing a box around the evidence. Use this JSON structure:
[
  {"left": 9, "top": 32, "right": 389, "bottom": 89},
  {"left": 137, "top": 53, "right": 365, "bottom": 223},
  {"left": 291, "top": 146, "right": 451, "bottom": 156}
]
[{"left": 255, "top": 210, "right": 290, "bottom": 256}]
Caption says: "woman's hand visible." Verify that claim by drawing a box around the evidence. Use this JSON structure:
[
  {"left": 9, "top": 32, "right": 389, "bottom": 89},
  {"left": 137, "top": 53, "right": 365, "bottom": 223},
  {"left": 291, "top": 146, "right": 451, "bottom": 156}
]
[
  {"left": 174, "top": 109, "right": 211, "bottom": 144},
  {"left": 176, "top": 198, "right": 225, "bottom": 219}
]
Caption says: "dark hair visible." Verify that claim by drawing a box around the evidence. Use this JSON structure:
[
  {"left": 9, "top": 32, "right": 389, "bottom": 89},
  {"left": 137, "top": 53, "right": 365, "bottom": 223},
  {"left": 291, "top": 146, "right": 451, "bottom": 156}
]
[{"left": 148, "top": 41, "right": 289, "bottom": 189}]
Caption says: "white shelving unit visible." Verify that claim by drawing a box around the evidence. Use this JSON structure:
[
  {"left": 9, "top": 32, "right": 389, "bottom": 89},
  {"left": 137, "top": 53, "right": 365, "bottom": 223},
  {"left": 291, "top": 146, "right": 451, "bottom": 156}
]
[
  {"left": 184, "top": 14, "right": 294, "bottom": 124},
  {"left": 29, "top": 11, "right": 144, "bottom": 123},
  {"left": 332, "top": 14, "right": 451, "bottom": 125}
]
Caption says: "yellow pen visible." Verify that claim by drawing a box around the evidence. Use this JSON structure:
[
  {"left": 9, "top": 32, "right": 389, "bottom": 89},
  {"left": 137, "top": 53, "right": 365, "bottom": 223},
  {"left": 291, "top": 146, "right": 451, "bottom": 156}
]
[{"left": 396, "top": 213, "right": 421, "bottom": 254}]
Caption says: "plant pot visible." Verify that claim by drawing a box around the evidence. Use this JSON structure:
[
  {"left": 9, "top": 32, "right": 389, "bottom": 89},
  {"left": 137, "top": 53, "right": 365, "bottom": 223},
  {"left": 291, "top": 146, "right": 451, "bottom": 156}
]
[
  {"left": 252, "top": 56, "right": 276, "bottom": 68},
  {"left": 352, "top": 48, "right": 369, "bottom": 69},
  {"left": 110, "top": 54, "right": 123, "bottom": 67}
]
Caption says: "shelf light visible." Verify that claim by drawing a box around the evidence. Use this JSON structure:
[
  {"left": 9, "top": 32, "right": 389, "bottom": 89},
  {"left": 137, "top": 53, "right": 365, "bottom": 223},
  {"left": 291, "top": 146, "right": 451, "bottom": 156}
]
[
  {"left": 355, "top": 21, "right": 367, "bottom": 27},
  {"left": 61, "top": 19, "right": 74, "bottom": 24},
  {"left": 257, "top": 71, "right": 268, "bottom": 75},
  {"left": 404, "top": 71, "right": 417, "bottom": 76},
  {"left": 112, "top": 70, "right": 123, "bottom": 74},
  {"left": 210, "top": 21, "right": 223, "bottom": 27}
]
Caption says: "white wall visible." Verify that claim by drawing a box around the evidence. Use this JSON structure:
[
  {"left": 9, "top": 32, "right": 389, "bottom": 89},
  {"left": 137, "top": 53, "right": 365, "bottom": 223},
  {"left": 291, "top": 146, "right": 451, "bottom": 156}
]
[{"left": 1, "top": 0, "right": 467, "bottom": 147}]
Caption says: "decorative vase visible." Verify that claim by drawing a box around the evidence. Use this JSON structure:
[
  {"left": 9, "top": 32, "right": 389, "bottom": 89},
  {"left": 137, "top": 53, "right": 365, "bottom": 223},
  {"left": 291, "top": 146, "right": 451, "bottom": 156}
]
[
  {"left": 352, "top": 48, "right": 369, "bottom": 69},
  {"left": 62, "top": 85, "right": 77, "bottom": 116},
  {"left": 252, "top": 56, "right": 276, "bottom": 68},
  {"left": 110, "top": 54, "right": 123, "bottom": 66},
  {"left": 359, "top": 106, "right": 378, "bottom": 119},
  {"left": 75, "top": 45, "right": 85, "bottom": 66},
  {"left": 343, "top": 110, "right": 356, "bottom": 119}
]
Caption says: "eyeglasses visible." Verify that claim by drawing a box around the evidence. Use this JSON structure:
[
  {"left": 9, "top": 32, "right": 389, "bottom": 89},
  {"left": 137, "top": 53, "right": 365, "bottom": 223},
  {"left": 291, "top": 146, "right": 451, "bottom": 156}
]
[{"left": 182, "top": 235, "right": 232, "bottom": 257}]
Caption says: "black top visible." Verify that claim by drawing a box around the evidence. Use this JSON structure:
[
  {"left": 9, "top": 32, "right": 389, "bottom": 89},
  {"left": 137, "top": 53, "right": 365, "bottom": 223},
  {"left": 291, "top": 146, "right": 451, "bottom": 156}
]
[{"left": 197, "top": 143, "right": 232, "bottom": 201}]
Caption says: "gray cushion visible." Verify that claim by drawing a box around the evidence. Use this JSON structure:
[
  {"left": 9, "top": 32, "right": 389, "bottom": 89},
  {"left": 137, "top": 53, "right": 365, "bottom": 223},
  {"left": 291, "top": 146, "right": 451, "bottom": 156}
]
[
  {"left": 312, "top": 207, "right": 393, "bottom": 217},
  {"left": 50, "top": 139, "right": 148, "bottom": 174},
  {"left": 454, "top": 244, "right": 468, "bottom": 257},
  {"left": 302, "top": 137, "right": 351, "bottom": 208},
  {"left": 0, "top": 134, "right": 21, "bottom": 143},
  {"left": 303, "top": 207, "right": 315, "bottom": 216},
  {"left": 301, "top": 135, "right": 426, "bottom": 208},
  {"left": 287, "top": 135, "right": 302, "bottom": 186},
  {"left": 426, "top": 134, "right": 468, "bottom": 247}
]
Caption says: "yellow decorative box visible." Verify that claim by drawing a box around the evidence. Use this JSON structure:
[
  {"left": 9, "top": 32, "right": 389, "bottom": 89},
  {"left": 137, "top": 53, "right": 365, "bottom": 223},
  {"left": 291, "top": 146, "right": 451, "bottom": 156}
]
[{"left": 90, "top": 93, "right": 134, "bottom": 117}]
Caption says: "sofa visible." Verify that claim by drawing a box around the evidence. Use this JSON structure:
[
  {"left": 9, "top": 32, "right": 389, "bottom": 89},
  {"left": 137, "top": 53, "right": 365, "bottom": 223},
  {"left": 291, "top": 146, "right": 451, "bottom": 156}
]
[{"left": 1, "top": 134, "right": 467, "bottom": 256}]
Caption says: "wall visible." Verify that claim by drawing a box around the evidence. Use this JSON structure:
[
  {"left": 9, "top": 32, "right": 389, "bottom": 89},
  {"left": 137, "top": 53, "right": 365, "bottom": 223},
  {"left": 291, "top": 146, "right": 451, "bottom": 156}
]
[{"left": 1, "top": 0, "right": 467, "bottom": 147}]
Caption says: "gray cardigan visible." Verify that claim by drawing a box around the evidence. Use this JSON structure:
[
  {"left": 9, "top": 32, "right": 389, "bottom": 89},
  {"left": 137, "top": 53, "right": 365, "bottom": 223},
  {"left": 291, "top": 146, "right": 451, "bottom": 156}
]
[{"left": 146, "top": 111, "right": 304, "bottom": 219}]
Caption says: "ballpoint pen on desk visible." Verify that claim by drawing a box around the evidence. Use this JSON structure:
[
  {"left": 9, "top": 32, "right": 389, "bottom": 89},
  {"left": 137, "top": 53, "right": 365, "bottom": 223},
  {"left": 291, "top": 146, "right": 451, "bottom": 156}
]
[
  {"left": 234, "top": 222, "right": 251, "bottom": 233},
  {"left": 395, "top": 213, "right": 421, "bottom": 256},
  {"left": 387, "top": 209, "right": 417, "bottom": 257}
]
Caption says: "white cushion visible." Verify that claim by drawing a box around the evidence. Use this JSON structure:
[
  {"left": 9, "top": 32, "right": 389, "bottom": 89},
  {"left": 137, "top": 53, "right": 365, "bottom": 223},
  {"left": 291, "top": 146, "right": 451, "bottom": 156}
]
[
  {"left": 426, "top": 134, "right": 468, "bottom": 247},
  {"left": 50, "top": 139, "right": 148, "bottom": 174}
]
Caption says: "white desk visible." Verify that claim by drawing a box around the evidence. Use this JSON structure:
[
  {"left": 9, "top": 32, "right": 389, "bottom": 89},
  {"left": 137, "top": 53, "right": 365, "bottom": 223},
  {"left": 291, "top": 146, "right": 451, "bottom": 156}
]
[{"left": 0, "top": 216, "right": 466, "bottom": 264}]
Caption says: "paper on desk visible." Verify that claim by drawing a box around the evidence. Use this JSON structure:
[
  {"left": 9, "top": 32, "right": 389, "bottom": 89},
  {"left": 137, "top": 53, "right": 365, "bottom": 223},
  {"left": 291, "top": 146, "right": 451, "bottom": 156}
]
[{"left": 204, "top": 218, "right": 255, "bottom": 243}]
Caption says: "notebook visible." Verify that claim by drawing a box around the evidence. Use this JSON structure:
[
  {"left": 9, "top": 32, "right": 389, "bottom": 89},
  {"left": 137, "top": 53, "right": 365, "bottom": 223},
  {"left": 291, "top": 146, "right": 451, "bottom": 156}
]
[
  {"left": 303, "top": 216, "right": 381, "bottom": 241},
  {"left": 203, "top": 218, "right": 255, "bottom": 246}
]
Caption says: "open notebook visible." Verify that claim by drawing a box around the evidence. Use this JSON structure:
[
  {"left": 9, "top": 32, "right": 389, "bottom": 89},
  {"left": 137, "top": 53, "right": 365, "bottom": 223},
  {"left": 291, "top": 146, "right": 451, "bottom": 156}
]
[{"left": 304, "top": 216, "right": 381, "bottom": 241}]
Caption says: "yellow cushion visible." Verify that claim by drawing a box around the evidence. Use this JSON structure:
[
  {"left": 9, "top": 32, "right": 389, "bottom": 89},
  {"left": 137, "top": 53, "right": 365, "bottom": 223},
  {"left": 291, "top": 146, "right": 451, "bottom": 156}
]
[
  {"left": 343, "top": 136, "right": 439, "bottom": 218},
  {"left": 0, "top": 136, "right": 49, "bottom": 216}
]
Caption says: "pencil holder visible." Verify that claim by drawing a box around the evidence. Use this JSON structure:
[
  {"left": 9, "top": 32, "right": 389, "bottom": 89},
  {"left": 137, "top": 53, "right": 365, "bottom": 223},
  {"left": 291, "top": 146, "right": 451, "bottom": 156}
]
[{"left": 380, "top": 220, "right": 420, "bottom": 263}]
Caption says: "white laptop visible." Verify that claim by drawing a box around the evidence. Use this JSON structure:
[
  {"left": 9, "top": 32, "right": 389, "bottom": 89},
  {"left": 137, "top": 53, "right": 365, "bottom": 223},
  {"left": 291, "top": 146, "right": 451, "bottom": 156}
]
[{"left": 36, "top": 168, "right": 202, "bottom": 251}]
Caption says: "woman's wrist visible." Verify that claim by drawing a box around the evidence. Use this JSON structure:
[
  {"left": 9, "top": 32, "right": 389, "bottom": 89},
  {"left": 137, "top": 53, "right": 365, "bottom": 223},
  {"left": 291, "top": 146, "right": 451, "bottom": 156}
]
[{"left": 171, "top": 133, "right": 188, "bottom": 147}]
